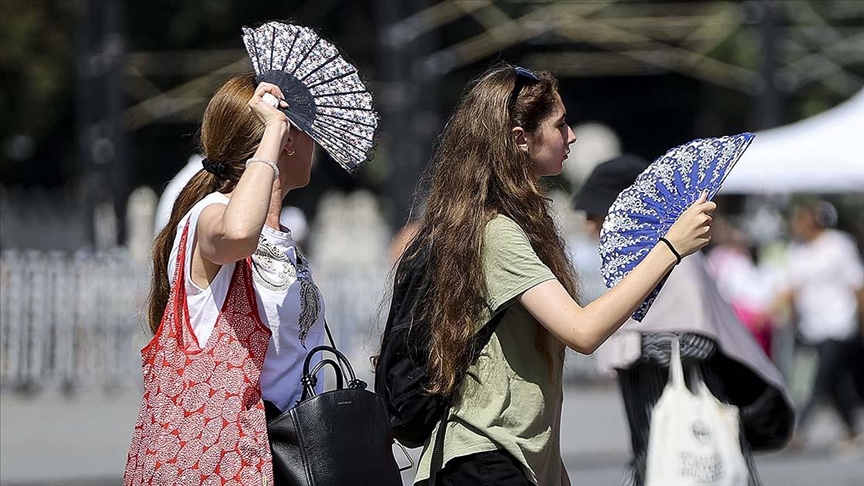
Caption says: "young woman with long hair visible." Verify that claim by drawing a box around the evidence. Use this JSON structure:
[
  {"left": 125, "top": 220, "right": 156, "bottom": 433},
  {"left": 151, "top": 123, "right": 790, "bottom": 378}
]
[{"left": 394, "top": 63, "right": 716, "bottom": 485}]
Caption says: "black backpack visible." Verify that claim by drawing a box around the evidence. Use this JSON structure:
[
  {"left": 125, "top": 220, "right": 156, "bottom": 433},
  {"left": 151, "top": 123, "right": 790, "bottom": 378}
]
[{"left": 374, "top": 245, "right": 504, "bottom": 449}]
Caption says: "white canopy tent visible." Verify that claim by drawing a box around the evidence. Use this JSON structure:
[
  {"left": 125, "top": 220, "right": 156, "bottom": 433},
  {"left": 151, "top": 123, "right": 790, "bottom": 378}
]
[{"left": 721, "top": 90, "right": 864, "bottom": 194}]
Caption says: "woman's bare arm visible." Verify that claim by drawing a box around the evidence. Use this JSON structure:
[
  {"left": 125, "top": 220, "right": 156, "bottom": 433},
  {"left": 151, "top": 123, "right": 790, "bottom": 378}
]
[
  {"left": 197, "top": 82, "right": 289, "bottom": 265},
  {"left": 520, "top": 194, "right": 715, "bottom": 354}
]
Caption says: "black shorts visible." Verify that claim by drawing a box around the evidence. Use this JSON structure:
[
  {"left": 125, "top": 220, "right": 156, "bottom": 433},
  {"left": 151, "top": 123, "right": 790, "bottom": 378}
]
[{"left": 427, "top": 449, "right": 531, "bottom": 486}]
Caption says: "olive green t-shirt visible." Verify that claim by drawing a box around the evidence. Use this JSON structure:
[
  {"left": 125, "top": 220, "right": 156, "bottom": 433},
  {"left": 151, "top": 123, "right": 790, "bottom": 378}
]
[{"left": 415, "top": 215, "right": 563, "bottom": 485}]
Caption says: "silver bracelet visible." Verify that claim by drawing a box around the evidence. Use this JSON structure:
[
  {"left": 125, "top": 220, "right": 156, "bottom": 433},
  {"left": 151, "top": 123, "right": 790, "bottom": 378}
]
[{"left": 245, "top": 158, "right": 280, "bottom": 180}]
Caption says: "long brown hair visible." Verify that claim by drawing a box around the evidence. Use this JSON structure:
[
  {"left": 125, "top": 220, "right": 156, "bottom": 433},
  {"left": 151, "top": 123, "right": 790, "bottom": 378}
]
[
  {"left": 146, "top": 73, "right": 265, "bottom": 334},
  {"left": 402, "top": 63, "right": 577, "bottom": 397}
]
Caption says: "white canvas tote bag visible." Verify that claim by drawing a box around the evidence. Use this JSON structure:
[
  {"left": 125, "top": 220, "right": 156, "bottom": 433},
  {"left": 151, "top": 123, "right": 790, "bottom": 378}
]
[{"left": 645, "top": 338, "right": 749, "bottom": 486}]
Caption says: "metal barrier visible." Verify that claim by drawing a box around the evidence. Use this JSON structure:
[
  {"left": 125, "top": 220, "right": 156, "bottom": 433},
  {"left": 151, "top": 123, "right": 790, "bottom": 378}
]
[
  {"left": 0, "top": 249, "right": 397, "bottom": 392},
  {"left": 0, "top": 249, "right": 147, "bottom": 391}
]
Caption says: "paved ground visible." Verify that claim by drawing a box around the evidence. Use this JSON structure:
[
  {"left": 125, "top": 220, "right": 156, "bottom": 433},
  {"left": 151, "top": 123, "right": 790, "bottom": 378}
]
[{"left": 1, "top": 385, "right": 862, "bottom": 485}]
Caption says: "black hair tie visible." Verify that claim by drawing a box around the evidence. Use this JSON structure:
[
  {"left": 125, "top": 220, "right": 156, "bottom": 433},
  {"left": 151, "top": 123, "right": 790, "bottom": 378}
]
[{"left": 201, "top": 157, "right": 228, "bottom": 180}]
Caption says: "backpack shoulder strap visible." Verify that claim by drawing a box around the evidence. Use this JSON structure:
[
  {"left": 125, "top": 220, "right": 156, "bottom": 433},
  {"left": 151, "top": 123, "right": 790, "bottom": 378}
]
[
  {"left": 429, "top": 404, "right": 449, "bottom": 485},
  {"left": 428, "top": 307, "right": 508, "bottom": 483},
  {"left": 471, "top": 308, "right": 507, "bottom": 361}
]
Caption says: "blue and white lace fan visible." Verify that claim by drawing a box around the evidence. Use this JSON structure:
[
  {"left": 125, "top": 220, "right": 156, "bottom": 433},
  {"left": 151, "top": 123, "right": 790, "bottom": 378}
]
[
  {"left": 598, "top": 133, "right": 755, "bottom": 321},
  {"left": 242, "top": 21, "right": 379, "bottom": 173}
]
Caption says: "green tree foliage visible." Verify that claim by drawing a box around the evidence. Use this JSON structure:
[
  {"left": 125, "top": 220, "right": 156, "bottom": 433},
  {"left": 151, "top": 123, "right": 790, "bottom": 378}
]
[{"left": 0, "top": 0, "right": 82, "bottom": 181}]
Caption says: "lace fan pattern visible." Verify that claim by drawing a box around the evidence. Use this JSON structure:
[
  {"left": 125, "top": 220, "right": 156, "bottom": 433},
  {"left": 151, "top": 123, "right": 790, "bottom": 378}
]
[
  {"left": 598, "top": 133, "right": 755, "bottom": 321},
  {"left": 242, "top": 21, "right": 379, "bottom": 172}
]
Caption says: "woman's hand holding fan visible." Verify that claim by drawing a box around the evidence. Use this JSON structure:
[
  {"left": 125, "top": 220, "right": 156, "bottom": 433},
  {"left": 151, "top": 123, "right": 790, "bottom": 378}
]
[{"left": 663, "top": 191, "right": 716, "bottom": 259}]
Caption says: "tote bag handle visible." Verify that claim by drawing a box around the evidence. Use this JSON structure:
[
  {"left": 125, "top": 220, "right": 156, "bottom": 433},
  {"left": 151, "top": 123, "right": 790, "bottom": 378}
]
[
  {"left": 300, "top": 344, "right": 367, "bottom": 400},
  {"left": 668, "top": 336, "right": 686, "bottom": 391}
]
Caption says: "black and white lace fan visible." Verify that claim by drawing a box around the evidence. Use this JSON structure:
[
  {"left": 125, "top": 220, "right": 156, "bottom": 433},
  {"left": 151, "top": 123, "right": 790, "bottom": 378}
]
[{"left": 242, "top": 21, "right": 379, "bottom": 172}]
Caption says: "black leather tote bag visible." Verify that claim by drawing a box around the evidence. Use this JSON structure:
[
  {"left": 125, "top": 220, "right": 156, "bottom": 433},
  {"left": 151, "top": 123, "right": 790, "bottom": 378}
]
[{"left": 266, "top": 343, "right": 411, "bottom": 486}]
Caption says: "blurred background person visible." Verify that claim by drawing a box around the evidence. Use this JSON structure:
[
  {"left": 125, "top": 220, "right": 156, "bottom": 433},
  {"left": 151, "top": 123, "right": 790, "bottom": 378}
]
[
  {"left": 855, "top": 210, "right": 864, "bottom": 403},
  {"left": 778, "top": 199, "right": 864, "bottom": 451},
  {"left": 572, "top": 154, "right": 795, "bottom": 486},
  {"left": 279, "top": 205, "right": 309, "bottom": 247},
  {"left": 707, "top": 217, "right": 776, "bottom": 358},
  {"left": 388, "top": 219, "right": 421, "bottom": 265},
  {"left": 153, "top": 154, "right": 204, "bottom": 234}
]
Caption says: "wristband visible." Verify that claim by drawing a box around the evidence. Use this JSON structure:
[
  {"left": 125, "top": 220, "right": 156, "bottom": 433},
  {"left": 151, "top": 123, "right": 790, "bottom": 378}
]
[
  {"left": 658, "top": 237, "right": 682, "bottom": 265},
  {"left": 246, "top": 158, "right": 280, "bottom": 180}
]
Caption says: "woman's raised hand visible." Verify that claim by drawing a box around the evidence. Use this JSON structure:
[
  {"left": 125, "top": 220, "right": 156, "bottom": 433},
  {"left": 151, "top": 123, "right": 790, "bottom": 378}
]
[
  {"left": 248, "top": 82, "right": 289, "bottom": 128},
  {"left": 663, "top": 191, "right": 716, "bottom": 258}
]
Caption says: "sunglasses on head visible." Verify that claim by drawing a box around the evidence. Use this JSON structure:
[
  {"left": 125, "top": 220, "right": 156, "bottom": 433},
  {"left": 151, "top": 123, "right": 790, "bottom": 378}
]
[{"left": 509, "top": 65, "right": 540, "bottom": 109}]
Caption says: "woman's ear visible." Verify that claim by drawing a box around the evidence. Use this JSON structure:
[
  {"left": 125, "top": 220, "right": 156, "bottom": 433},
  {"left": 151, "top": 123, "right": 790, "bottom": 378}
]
[
  {"left": 512, "top": 126, "right": 529, "bottom": 154},
  {"left": 284, "top": 127, "right": 295, "bottom": 155}
]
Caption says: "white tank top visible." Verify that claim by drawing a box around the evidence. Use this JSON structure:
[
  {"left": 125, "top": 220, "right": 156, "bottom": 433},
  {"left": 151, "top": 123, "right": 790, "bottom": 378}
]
[{"left": 168, "top": 192, "right": 325, "bottom": 411}]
